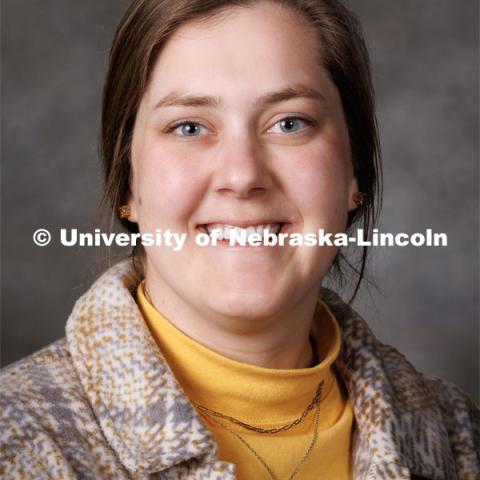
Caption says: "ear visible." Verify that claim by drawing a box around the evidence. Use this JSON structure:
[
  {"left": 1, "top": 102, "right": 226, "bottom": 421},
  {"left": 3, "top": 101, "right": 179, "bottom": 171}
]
[{"left": 347, "top": 176, "right": 359, "bottom": 212}]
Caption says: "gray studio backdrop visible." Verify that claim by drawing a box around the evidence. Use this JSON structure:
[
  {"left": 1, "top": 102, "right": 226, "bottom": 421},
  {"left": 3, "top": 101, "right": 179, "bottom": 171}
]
[{"left": 2, "top": 0, "right": 479, "bottom": 401}]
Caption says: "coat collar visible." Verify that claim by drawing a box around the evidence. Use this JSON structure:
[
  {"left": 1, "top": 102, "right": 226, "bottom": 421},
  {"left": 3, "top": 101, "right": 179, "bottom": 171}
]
[
  {"left": 66, "top": 259, "right": 234, "bottom": 477},
  {"left": 66, "top": 259, "right": 455, "bottom": 479},
  {"left": 321, "top": 289, "right": 456, "bottom": 480}
]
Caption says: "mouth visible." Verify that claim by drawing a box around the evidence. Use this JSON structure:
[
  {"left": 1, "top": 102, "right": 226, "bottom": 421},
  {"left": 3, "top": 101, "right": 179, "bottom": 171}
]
[{"left": 196, "top": 222, "right": 289, "bottom": 241}]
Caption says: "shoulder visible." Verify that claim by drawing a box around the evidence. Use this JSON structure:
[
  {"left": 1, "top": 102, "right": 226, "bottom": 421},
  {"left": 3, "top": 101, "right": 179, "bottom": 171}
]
[
  {"left": 1, "top": 339, "right": 80, "bottom": 478},
  {"left": 1, "top": 338, "right": 80, "bottom": 395},
  {"left": 424, "top": 374, "right": 479, "bottom": 424},
  {"left": 423, "top": 375, "right": 479, "bottom": 472},
  {"left": 0, "top": 340, "right": 128, "bottom": 479},
  {"left": 320, "top": 287, "right": 479, "bottom": 478},
  {"left": 0, "top": 339, "right": 84, "bottom": 429}
]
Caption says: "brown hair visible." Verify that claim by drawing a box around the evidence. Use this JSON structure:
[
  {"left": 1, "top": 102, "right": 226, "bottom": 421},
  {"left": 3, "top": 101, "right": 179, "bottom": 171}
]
[{"left": 100, "top": 0, "right": 382, "bottom": 302}]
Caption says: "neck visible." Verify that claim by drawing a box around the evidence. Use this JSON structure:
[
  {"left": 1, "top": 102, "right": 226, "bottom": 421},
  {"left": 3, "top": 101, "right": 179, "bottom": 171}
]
[{"left": 143, "top": 277, "right": 320, "bottom": 370}]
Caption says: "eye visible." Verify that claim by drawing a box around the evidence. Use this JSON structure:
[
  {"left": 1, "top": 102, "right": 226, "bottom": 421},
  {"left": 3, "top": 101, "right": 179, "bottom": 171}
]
[
  {"left": 268, "top": 116, "right": 314, "bottom": 134},
  {"left": 166, "top": 120, "right": 209, "bottom": 137}
]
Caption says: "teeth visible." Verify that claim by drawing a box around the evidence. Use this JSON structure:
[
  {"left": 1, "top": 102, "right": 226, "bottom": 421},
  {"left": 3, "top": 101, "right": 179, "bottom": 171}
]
[
  {"left": 255, "top": 225, "right": 266, "bottom": 235},
  {"left": 205, "top": 223, "right": 282, "bottom": 240},
  {"left": 208, "top": 227, "right": 224, "bottom": 241}
]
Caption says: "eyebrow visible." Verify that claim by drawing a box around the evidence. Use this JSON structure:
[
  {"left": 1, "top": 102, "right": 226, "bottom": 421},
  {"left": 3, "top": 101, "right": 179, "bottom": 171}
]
[{"left": 153, "top": 85, "right": 326, "bottom": 110}]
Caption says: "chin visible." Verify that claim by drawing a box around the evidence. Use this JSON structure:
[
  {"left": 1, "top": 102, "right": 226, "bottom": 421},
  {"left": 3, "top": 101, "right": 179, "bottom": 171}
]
[{"left": 204, "top": 284, "right": 289, "bottom": 320}]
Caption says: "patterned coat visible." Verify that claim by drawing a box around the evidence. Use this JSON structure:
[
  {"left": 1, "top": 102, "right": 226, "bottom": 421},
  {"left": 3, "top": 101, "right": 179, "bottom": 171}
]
[{"left": 1, "top": 260, "right": 478, "bottom": 479}]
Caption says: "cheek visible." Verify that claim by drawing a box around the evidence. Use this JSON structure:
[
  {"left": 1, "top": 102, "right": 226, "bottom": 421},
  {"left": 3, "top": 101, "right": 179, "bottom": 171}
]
[
  {"left": 278, "top": 146, "right": 351, "bottom": 219},
  {"left": 134, "top": 143, "right": 208, "bottom": 226}
]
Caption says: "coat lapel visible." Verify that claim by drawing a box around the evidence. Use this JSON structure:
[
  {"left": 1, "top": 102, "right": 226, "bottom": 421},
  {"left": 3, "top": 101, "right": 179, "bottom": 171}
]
[
  {"left": 66, "top": 260, "right": 235, "bottom": 478},
  {"left": 321, "top": 288, "right": 457, "bottom": 480}
]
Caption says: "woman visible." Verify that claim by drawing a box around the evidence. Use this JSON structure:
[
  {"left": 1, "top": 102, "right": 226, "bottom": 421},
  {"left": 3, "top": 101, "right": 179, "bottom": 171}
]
[{"left": 1, "top": 0, "right": 478, "bottom": 479}]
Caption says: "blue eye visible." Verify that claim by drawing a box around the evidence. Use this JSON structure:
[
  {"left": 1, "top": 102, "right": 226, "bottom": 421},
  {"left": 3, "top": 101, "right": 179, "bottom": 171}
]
[
  {"left": 168, "top": 121, "right": 207, "bottom": 137},
  {"left": 167, "top": 116, "right": 314, "bottom": 137},
  {"left": 269, "top": 117, "right": 313, "bottom": 134}
]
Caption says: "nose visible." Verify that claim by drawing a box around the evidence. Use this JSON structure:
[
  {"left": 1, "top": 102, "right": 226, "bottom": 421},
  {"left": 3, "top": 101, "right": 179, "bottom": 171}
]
[{"left": 212, "top": 133, "right": 273, "bottom": 199}]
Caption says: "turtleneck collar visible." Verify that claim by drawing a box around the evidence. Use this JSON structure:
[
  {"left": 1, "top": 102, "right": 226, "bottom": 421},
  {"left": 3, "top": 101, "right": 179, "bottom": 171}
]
[{"left": 137, "top": 283, "right": 343, "bottom": 428}]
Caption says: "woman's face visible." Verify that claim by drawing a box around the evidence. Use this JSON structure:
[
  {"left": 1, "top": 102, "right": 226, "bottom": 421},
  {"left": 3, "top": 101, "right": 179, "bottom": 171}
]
[{"left": 128, "top": 1, "right": 358, "bottom": 321}]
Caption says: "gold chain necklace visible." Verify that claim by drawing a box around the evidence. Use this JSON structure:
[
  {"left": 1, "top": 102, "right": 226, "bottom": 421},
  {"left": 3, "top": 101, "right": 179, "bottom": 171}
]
[
  {"left": 194, "top": 381, "right": 324, "bottom": 480},
  {"left": 191, "top": 379, "right": 324, "bottom": 434}
]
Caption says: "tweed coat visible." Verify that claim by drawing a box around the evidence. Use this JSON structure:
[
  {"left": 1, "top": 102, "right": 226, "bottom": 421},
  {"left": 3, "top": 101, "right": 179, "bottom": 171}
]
[{"left": 1, "top": 259, "right": 478, "bottom": 480}]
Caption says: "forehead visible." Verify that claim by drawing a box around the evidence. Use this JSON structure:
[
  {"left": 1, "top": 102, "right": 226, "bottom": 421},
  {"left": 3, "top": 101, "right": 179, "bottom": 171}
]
[{"left": 144, "top": 2, "right": 334, "bottom": 107}]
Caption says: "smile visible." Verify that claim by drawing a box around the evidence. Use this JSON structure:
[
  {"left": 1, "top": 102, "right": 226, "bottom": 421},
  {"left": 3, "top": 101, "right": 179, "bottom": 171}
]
[
  {"left": 208, "top": 223, "right": 282, "bottom": 240},
  {"left": 197, "top": 222, "right": 286, "bottom": 241}
]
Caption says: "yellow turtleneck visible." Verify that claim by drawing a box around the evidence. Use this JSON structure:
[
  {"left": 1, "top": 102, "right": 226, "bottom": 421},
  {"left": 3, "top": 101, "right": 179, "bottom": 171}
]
[{"left": 137, "top": 285, "right": 354, "bottom": 479}]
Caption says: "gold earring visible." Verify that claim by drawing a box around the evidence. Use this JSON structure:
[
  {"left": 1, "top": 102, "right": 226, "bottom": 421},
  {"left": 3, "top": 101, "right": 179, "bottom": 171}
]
[
  {"left": 118, "top": 205, "right": 131, "bottom": 219},
  {"left": 353, "top": 192, "right": 366, "bottom": 207}
]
